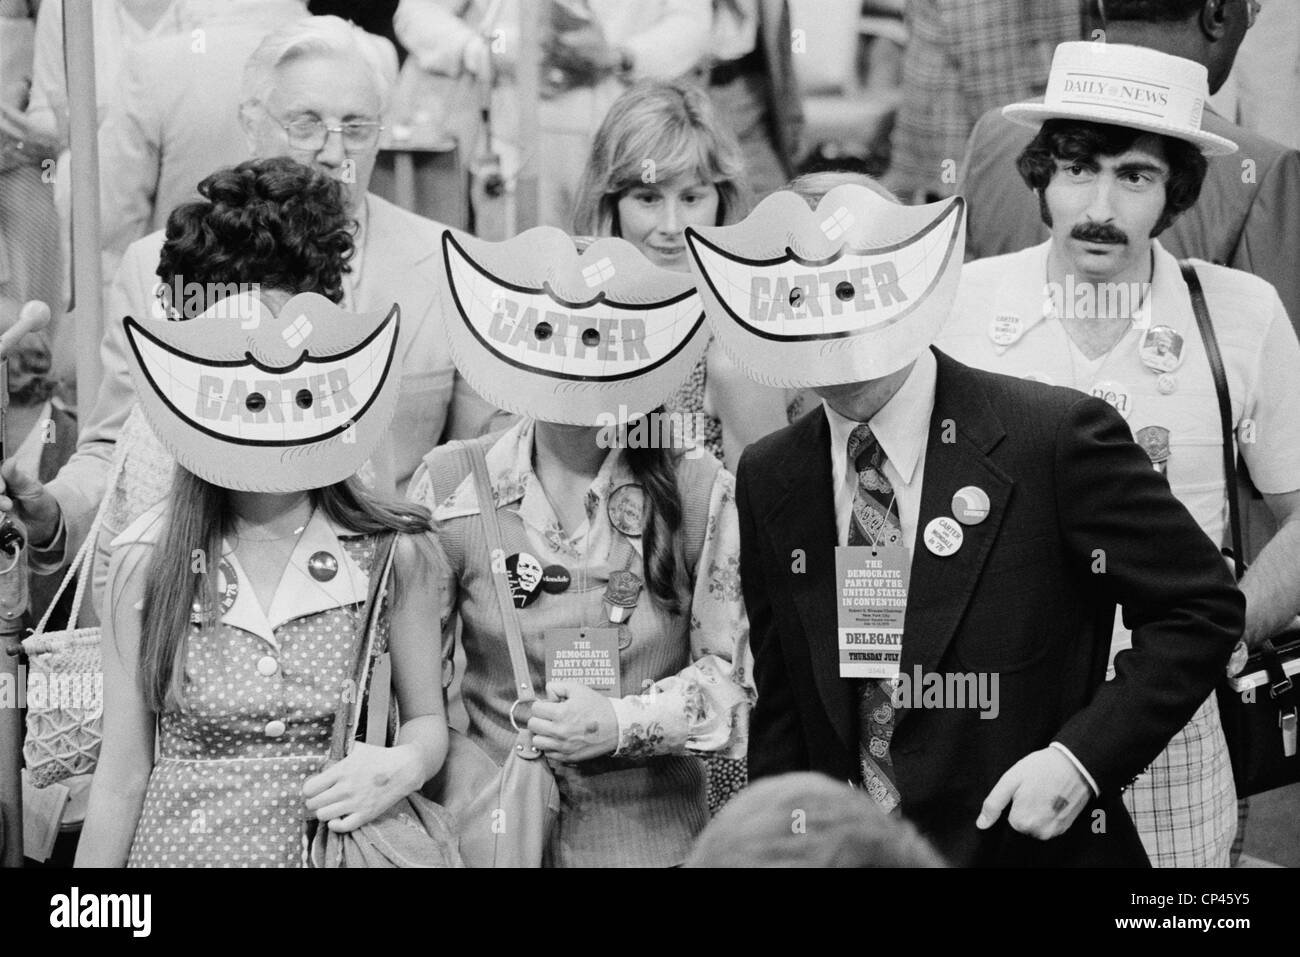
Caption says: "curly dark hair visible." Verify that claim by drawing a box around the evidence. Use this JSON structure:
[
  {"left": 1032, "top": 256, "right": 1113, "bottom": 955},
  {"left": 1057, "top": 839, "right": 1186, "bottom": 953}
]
[
  {"left": 157, "top": 157, "right": 356, "bottom": 318},
  {"left": 1016, "top": 119, "right": 1208, "bottom": 237}
]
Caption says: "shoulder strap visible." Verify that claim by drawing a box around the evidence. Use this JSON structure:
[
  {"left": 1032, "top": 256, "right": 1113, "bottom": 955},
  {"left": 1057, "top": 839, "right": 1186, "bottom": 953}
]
[
  {"left": 327, "top": 531, "right": 398, "bottom": 761},
  {"left": 467, "top": 442, "right": 542, "bottom": 727},
  {"left": 1180, "top": 260, "right": 1244, "bottom": 582},
  {"left": 33, "top": 428, "right": 133, "bottom": 634},
  {"left": 424, "top": 441, "right": 476, "bottom": 509},
  {"left": 677, "top": 453, "right": 723, "bottom": 577}
]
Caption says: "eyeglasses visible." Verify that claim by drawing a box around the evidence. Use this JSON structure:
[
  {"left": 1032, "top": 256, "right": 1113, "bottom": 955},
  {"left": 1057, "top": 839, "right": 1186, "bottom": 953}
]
[{"left": 274, "top": 115, "right": 385, "bottom": 153}]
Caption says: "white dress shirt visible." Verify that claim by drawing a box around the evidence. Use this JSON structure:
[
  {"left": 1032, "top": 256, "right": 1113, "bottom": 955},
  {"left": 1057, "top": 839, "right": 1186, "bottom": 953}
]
[{"left": 823, "top": 349, "right": 937, "bottom": 551}]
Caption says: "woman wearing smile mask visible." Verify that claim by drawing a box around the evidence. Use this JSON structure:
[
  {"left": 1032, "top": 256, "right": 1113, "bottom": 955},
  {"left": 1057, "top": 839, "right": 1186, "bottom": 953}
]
[{"left": 75, "top": 159, "right": 450, "bottom": 867}]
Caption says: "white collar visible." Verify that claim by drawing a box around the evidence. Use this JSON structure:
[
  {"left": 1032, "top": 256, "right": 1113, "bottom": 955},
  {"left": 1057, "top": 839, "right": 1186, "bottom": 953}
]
[
  {"left": 433, "top": 419, "right": 628, "bottom": 519},
  {"left": 219, "top": 507, "right": 369, "bottom": 650},
  {"left": 432, "top": 418, "right": 641, "bottom": 559},
  {"left": 823, "top": 348, "right": 937, "bottom": 487}
]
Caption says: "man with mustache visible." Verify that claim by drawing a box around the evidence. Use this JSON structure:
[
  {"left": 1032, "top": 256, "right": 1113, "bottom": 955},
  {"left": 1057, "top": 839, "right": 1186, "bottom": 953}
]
[
  {"left": 959, "top": 0, "right": 1300, "bottom": 335},
  {"left": 934, "top": 41, "right": 1300, "bottom": 867}
]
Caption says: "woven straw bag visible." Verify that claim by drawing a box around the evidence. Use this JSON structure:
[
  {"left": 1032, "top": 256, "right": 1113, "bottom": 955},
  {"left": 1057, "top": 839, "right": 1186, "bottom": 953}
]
[
  {"left": 19, "top": 408, "right": 155, "bottom": 788},
  {"left": 21, "top": 503, "right": 108, "bottom": 787}
]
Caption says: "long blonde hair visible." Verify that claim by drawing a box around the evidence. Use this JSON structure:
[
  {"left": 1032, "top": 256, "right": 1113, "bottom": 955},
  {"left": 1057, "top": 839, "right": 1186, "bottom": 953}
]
[{"left": 572, "top": 79, "right": 751, "bottom": 237}]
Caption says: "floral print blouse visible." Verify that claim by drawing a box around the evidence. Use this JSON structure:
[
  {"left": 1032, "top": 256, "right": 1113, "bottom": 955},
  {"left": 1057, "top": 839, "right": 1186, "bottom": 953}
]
[{"left": 424, "top": 419, "right": 755, "bottom": 760}]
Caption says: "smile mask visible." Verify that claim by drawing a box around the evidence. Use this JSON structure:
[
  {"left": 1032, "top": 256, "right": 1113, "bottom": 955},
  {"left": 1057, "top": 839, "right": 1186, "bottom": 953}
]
[
  {"left": 684, "top": 185, "right": 965, "bottom": 388},
  {"left": 122, "top": 291, "right": 401, "bottom": 491},
  {"left": 438, "top": 227, "right": 710, "bottom": 426}
]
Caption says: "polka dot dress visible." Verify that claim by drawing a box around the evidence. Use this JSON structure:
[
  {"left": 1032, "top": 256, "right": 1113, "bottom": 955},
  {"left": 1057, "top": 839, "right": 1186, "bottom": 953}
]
[{"left": 127, "top": 536, "right": 382, "bottom": 868}]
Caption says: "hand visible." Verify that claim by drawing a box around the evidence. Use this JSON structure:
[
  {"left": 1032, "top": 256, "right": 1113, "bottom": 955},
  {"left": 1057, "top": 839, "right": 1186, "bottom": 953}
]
[
  {"left": 546, "top": 25, "right": 619, "bottom": 75},
  {"left": 527, "top": 681, "right": 618, "bottom": 763},
  {"left": 0, "top": 104, "right": 60, "bottom": 159},
  {"left": 302, "top": 742, "right": 422, "bottom": 833},
  {"left": 0, "top": 460, "right": 62, "bottom": 547},
  {"left": 976, "top": 747, "right": 1091, "bottom": 840},
  {"left": 1226, "top": 638, "right": 1250, "bottom": 677}
]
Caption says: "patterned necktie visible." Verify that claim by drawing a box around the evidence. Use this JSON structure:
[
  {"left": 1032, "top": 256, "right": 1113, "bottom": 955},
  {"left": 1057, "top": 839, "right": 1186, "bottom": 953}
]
[{"left": 846, "top": 424, "right": 903, "bottom": 812}]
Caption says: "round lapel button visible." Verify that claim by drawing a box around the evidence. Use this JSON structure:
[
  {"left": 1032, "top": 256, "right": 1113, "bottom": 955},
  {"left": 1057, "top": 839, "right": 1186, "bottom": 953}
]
[
  {"left": 951, "top": 486, "right": 991, "bottom": 525},
  {"left": 308, "top": 551, "right": 339, "bottom": 582},
  {"left": 923, "top": 517, "right": 964, "bottom": 557}
]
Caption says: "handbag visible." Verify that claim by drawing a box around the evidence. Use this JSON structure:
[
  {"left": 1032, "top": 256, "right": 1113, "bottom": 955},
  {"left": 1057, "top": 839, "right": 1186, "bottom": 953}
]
[
  {"left": 19, "top": 455, "right": 123, "bottom": 788},
  {"left": 419, "top": 441, "right": 562, "bottom": 868},
  {"left": 311, "top": 532, "right": 464, "bottom": 868},
  {"left": 1181, "top": 261, "right": 1300, "bottom": 797},
  {"left": 20, "top": 405, "right": 168, "bottom": 788}
]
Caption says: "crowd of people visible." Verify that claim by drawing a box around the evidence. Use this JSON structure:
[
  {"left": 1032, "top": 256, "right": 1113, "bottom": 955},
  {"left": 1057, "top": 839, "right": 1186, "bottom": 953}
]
[{"left": 0, "top": 0, "right": 1296, "bottom": 869}]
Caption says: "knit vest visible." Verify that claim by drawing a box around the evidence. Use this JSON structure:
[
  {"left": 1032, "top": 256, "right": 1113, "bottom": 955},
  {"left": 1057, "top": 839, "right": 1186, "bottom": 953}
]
[{"left": 424, "top": 436, "right": 721, "bottom": 867}]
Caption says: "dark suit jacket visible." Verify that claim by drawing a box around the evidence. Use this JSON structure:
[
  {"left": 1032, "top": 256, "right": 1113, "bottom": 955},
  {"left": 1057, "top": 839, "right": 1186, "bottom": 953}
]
[
  {"left": 735, "top": 350, "right": 1244, "bottom": 867},
  {"left": 958, "top": 104, "right": 1300, "bottom": 334}
]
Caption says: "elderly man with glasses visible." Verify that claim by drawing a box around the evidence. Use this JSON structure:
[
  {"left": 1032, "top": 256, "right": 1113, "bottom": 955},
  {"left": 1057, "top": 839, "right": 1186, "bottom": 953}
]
[{"left": 0, "top": 14, "right": 495, "bottom": 607}]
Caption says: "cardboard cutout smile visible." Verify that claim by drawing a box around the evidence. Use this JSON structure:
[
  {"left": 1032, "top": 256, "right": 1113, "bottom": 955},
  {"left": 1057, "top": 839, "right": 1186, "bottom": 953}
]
[
  {"left": 439, "top": 227, "right": 709, "bottom": 425},
  {"left": 123, "top": 292, "right": 401, "bottom": 492},
  {"left": 685, "top": 185, "right": 965, "bottom": 387}
]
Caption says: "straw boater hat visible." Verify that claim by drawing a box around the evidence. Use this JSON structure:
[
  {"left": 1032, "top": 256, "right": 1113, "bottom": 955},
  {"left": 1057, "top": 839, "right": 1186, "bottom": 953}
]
[
  {"left": 1001, "top": 41, "right": 1238, "bottom": 156},
  {"left": 122, "top": 291, "right": 403, "bottom": 492},
  {"left": 438, "top": 227, "right": 710, "bottom": 426},
  {"left": 683, "top": 184, "right": 965, "bottom": 388}
]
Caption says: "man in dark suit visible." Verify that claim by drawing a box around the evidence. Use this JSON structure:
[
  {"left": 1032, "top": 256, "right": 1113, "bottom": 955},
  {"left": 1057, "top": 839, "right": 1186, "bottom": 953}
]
[{"left": 684, "top": 180, "right": 1244, "bottom": 867}]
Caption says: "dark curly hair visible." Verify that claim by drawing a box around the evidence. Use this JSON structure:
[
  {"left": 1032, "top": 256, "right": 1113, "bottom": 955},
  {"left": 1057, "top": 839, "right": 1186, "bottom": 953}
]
[
  {"left": 1016, "top": 119, "right": 1208, "bottom": 237},
  {"left": 156, "top": 157, "right": 356, "bottom": 318}
]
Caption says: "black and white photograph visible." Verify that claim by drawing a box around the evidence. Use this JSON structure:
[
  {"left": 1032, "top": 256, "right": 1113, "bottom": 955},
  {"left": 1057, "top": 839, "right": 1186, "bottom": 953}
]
[{"left": 0, "top": 0, "right": 1296, "bottom": 933}]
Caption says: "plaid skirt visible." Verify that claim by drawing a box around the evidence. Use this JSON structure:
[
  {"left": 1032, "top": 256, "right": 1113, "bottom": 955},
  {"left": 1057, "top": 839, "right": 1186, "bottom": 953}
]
[{"left": 1121, "top": 693, "right": 1237, "bottom": 868}]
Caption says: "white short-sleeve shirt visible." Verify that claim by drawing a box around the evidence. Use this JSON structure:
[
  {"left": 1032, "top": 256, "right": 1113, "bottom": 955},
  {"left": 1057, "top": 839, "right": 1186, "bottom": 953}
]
[{"left": 936, "top": 239, "right": 1300, "bottom": 658}]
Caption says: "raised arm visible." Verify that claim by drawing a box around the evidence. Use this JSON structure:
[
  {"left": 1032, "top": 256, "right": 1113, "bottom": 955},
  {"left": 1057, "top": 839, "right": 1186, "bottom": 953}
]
[{"left": 74, "top": 542, "right": 157, "bottom": 867}]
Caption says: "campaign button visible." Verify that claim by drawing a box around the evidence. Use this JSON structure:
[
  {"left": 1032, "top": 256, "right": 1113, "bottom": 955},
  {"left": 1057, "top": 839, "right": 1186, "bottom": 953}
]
[
  {"left": 1139, "top": 326, "right": 1185, "bottom": 373},
  {"left": 988, "top": 314, "right": 1026, "bottom": 347},
  {"left": 506, "top": 552, "right": 543, "bottom": 608},
  {"left": 952, "top": 486, "right": 991, "bottom": 525},
  {"left": 1090, "top": 379, "right": 1134, "bottom": 419},
  {"left": 607, "top": 483, "right": 647, "bottom": 537},
  {"left": 923, "top": 517, "right": 964, "bottom": 557},
  {"left": 308, "top": 550, "right": 338, "bottom": 582},
  {"left": 540, "top": 564, "right": 572, "bottom": 594}
]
